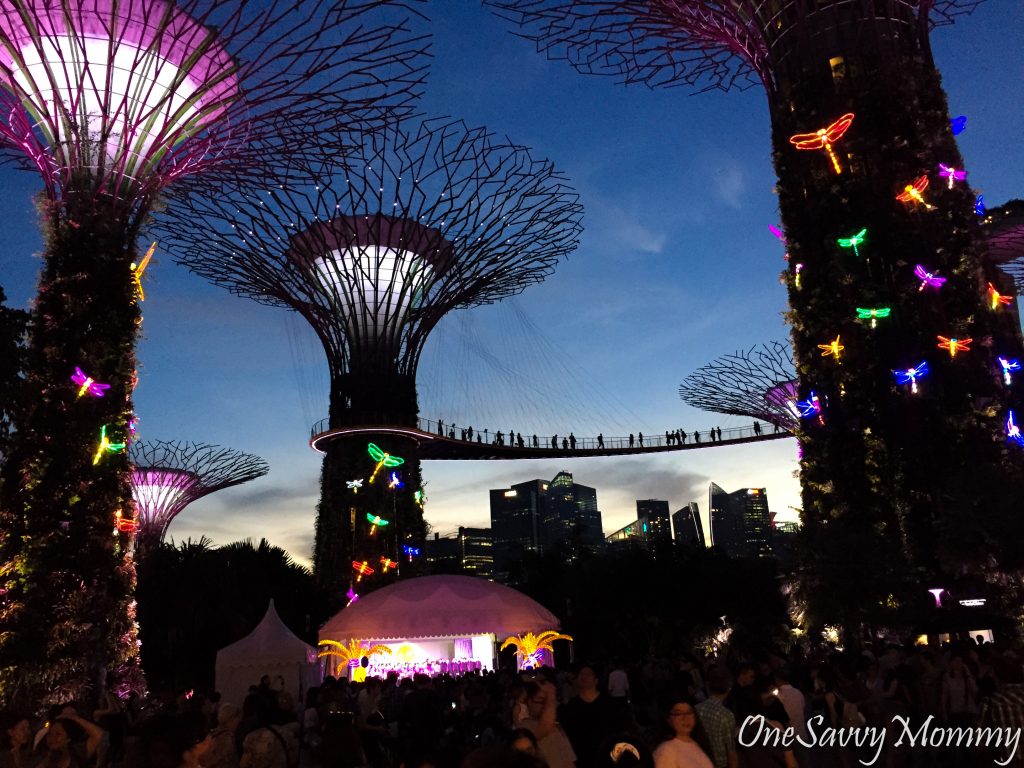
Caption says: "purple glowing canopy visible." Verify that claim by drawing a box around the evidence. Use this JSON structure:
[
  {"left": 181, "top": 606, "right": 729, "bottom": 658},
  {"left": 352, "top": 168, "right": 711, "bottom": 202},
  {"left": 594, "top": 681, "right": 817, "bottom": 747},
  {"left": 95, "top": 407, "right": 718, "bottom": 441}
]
[{"left": 129, "top": 440, "right": 268, "bottom": 546}]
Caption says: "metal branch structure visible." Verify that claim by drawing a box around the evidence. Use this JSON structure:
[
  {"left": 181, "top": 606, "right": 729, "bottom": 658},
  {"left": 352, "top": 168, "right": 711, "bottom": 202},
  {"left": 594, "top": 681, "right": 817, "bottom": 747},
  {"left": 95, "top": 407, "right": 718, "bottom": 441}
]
[
  {"left": 160, "top": 116, "right": 583, "bottom": 589},
  {"left": 488, "top": 0, "right": 1024, "bottom": 633},
  {"left": 985, "top": 200, "right": 1024, "bottom": 287},
  {"left": 680, "top": 342, "right": 798, "bottom": 431},
  {"left": 128, "top": 441, "right": 269, "bottom": 554},
  {"left": 0, "top": 0, "right": 427, "bottom": 708}
]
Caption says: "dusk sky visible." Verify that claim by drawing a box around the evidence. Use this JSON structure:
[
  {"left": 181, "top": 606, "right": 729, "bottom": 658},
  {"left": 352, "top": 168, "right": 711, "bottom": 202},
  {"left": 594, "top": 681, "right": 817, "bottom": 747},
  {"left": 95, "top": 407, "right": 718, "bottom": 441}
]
[{"left": 2, "top": 2, "right": 1023, "bottom": 567}]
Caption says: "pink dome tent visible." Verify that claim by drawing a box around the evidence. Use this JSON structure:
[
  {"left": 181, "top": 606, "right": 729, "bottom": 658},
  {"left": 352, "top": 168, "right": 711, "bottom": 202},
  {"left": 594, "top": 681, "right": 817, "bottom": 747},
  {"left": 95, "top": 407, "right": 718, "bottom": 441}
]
[{"left": 319, "top": 575, "right": 563, "bottom": 678}]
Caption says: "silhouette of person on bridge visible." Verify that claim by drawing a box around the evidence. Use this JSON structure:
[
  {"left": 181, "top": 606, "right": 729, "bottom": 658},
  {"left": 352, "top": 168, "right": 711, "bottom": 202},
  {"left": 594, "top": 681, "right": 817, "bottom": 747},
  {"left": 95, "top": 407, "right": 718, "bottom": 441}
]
[
  {"left": 774, "top": 423, "right": 780, "bottom": 434},
  {"left": 552, "top": 435, "right": 557, "bottom": 449},
  {"left": 629, "top": 433, "right": 634, "bottom": 447},
  {"left": 496, "top": 431, "right": 503, "bottom": 446},
  {"left": 717, "top": 427, "right": 722, "bottom": 441},
  {"left": 753, "top": 421, "right": 761, "bottom": 436},
  {"left": 638, "top": 432, "right": 644, "bottom": 447},
  {"left": 468, "top": 426, "right": 474, "bottom": 441},
  {"left": 680, "top": 430, "right": 687, "bottom": 444},
  {"left": 597, "top": 433, "right": 604, "bottom": 449},
  {"left": 569, "top": 433, "right": 576, "bottom": 450},
  {"left": 694, "top": 430, "right": 700, "bottom": 443},
  {"left": 532, "top": 434, "right": 538, "bottom": 448},
  {"left": 517, "top": 433, "right": 524, "bottom": 448},
  {"left": 562, "top": 437, "right": 568, "bottom": 449}
]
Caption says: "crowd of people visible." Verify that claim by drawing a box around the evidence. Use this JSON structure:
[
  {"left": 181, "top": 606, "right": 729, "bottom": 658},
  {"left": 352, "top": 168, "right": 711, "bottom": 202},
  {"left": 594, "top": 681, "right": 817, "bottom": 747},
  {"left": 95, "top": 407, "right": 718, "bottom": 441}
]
[{"left": 2, "top": 637, "right": 1021, "bottom": 768}]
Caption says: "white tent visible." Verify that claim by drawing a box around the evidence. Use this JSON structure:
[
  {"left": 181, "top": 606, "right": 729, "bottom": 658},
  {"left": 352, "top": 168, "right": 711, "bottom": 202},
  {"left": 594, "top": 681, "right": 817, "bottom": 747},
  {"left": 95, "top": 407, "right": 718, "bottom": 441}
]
[{"left": 215, "top": 600, "right": 320, "bottom": 710}]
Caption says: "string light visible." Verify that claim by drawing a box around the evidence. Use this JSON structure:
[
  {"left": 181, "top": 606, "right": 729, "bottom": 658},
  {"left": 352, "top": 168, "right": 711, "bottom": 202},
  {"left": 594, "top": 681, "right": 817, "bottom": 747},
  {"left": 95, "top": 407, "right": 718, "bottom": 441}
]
[
  {"left": 999, "top": 357, "right": 1021, "bottom": 385},
  {"left": 403, "top": 544, "right": 420, "bottom": 561},
  {"left": 71, "top": 367, "right": 110, "bottom": 398},
  {"left": 366, "top": 513, "right": 390, "bottom": 535},
  {"left": 789, "top": 113, "right": 854, "bottom": 174},
  {"left": 914, "top": 265, "right": 946, "bottom": 291},
  {"left": 896, "top": 176, "right": 934, "bottom": 210},
  {"left": 837, "top": 228, "right": 867, "bottom": 257},
  {"left": 130, "top": 242, "right": 156, "bottom": 302},
  {"left": 387, "top": 472, "right": 403, "bottom": 490},
  {"left": 818, "top": 335, "right": 844, "bottom": 361},
  {"left": 352, "top": 560, "right": 374, "bottom": 581},
  {"left": 855, "top": 307, "right": 890, "bottom": 328},
  {"left": 950, "top": 116, "right": 967, "bottom": 135},
  {"left": 975, "top": 195, "right": 986, "bottom": 217},
  {"left": 937, "top": 336, "right": 972, "bottom": 358},
  {"left": 988, "top": 283, "right": 1012, "bottom": 310},
  {"left": 894, "top": 362, "right": 929, "bottom": 394},
  {"left": 1008, "top": 412, "right": 1024, "bottom": 446},
  {"left": 92, "top": 425, "right": 127, "bottom": 465},
  {"left": 938, "top": 164, "right": 967, "bottom": 189},
  {"left": 367, "top": 442, "right": 404, "bottom": 483},
  {"left": 345, "top": 587, "right": 359, "bottom": 606},
  {"left": 346, "top": 479, "right": 363, "bottom": 493},
  {"left": 380, "top": 556, "right": 397, "bottom": 573}
]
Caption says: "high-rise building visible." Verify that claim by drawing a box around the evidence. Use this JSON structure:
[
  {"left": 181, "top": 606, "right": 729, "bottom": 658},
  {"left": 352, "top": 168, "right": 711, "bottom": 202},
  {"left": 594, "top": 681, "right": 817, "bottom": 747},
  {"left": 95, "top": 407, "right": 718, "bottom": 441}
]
[
  {"left": 542, "top": 471, "right": 604, "bottom": 554},
  {"left": 423, "top": 532, "right": 460, "bottom": 571},
  {"left": 636, "top": 499, "right": 672, "bottom": 544},
  {"left": 709, "top": 483, "right": 773, "bottom": 559},
  {"left": 489, "top": 479, "right": 549, "bottom": 567},
  {"left": 672, "top": 502, "right": 706, "bottom": 548},
  {"left": 459, "top": 526, "right": 495, "bottom": 580}
]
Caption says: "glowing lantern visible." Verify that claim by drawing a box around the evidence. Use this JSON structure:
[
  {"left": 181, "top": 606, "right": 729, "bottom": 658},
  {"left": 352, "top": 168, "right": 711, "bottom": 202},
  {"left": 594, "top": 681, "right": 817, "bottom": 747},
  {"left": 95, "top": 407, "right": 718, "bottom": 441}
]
[
  {"left": 403, "top": 544, "right": 420, "bottom": 561},
  {"left": 1008, "top": 412, "right": 1024, "bottom": 446},
  {"left": 998, "top": 357, "right": 1021, "bottom": 386},
  {"left": 71, "top": 367, "right": 110, "bottom": 398},
  {"left": 114, "top": 509, "right": 138, "bottom": 533},
  {"left": 794, "top": 263, "right": 804, "bottom": 289},
  {"left": 797, "top": 392, "right": 824, "bottom": 425},
  {"left": 346, "top": 478, "right": 363, "bottom": 493},
  {"left": 789, "top": 113, "right": 854, "bottom": 174},
  {"left": 380, "top": 556, "right": 397, "bottom": 573},
  {"left": 855, "top": 307, "right": 890, "bottom": 328},
  {"left": 950, "top": 116, "right": 967, "bottom": 135},
  {"left": 988, "top": 283, "right": 1012, "bottom": 310},
  {"left": 937, "top": 336, "right": 972, "bottom": 358},
  {"left": 366, "top": 513, "right": 390, "bottom": 535},
  {"left": 818, "top": 335, "right": 844, "bottom": 362},
  {"left": 896, "top": 176, "right": 934, "bottom": 210},
  {"left": 387, "top": 472, "right": 403, "bottom": 490},
  {"left": 367, "top": 442, "right": 404, "bottom": 483},
  {"left": 92, "top": 425, "right": 127, "bottom": 465},
  {"left": 894, "top": 362, "right": 929, "bottom": 394},
  {"left": 914, "top": 265, "right": 946, "bottom": 291},
  {"left": 501, "top": 630, "right": 573, "bottom": 670},
  {"left": 345, "top": 587, "right": 359, "bottom": 606},
  {"left": 130, "top": 242, "right": 156, "bottom": 302},
  {"left": 975, "top": 195, "right": 986, "bottom": 217},
  {"left": 352, "top": 560, "right": 374, "bottom": 581},
  {"left": 938, "top": 164, "right": 967, "bottom": 189},
  {"left": 837, "top": 228, "right": 867, "bottom": 257}
]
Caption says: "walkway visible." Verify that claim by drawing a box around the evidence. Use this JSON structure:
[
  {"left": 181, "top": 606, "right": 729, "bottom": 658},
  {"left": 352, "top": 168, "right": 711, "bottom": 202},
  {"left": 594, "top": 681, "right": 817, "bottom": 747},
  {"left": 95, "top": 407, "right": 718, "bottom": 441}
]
[{"left": 310, "top": 417, "right": 791, "bottom": 459}]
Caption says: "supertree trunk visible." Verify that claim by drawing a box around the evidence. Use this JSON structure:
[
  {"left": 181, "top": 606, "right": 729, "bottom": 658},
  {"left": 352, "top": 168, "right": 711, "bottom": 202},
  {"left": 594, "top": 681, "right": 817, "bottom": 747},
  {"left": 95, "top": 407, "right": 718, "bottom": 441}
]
[
  {"left": 313, "top": 373, "right": 426, "bottom": 593},
  {"left": 0, "top": 191, "right": 142, "bottom": 708},
  {"left": 770, "top": 20, "right": 1024, "bottom": 633}
]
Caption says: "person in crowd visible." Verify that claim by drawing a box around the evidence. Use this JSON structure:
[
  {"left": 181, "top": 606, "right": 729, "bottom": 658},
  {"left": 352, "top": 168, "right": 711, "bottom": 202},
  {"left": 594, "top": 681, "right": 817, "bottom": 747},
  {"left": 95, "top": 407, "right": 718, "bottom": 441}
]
[
  {"left": 653, "top": 697, "right": 714, "bottom": 768},
  {"left": 204, "top": 703, "right": 241, "bottom": 768},
  {"left": 519, "top": 681, "right": 576, "bottom": 768},
  {"left": 696, "top": 668, "right": 737, "bottom": 768},
  {"left": 319, "top": 704, "right": 366, "bottom": 768},
  {"left": 941, "top": 654, "right": 977, "bottom": 726},
  {"left": 0, "top": 712, "right": 34, "bottom": 768},
  {"left": 128, "top": 711, "right": 209, "bottom": 768},
  {"left": 34, "top": 708, "right": 106, "bottom": 768},
  {"left": 400, "top": 675, "right": 444, "bottom": 765},
  {"left": 561, "top": 664, "right": 614, "bottom": 768}
]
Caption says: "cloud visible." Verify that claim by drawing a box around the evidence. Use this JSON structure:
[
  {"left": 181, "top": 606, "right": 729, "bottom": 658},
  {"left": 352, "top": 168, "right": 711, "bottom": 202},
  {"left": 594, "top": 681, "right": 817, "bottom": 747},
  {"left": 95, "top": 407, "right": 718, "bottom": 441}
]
[
  {"left": 712, "top": 163, "right": 746, "bottom": 209},
  {"left": 585, "top": 197, "right": 668, "bottom": 257}
]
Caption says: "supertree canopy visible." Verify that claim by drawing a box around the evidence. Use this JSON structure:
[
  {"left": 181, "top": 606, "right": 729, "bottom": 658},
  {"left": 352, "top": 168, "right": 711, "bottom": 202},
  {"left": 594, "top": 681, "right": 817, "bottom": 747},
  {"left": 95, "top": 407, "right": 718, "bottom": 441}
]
[
  {"left": 160, "top": 117, "right": 583, "bottom": 592},
  {"left": 679, "top": 342, "right": 798, "bottom": 432},
  {"left": 488, "top": 0, "right": 1024, "bottom": 633},
  {"left": 128, "top": 441, "right": 269, "bottom": 555},
  {"left": 0, "top": 0, "right": 427, "bottom": 708}
]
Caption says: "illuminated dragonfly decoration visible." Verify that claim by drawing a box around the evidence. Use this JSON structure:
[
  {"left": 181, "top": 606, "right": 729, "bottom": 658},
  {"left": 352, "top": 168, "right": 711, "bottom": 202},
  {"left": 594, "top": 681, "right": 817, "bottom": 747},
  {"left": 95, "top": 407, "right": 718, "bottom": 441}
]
[
  {"left": 71, "top": 367, "right": 110, "bottom": 398},
  {"left": 352, "top": 560, "right": 375, "bottom": 582},
  {"left": 414, "top": 489, "right": 425, "bottom": 508},
  {"left": 818, "top": 335, "right": 844, "bottom": 362},
  {"left": 896, "top": 175, "right": 934, "bottom": 210},
  {"left": 387, "top": 472, "right": 403, "bottom": 490},
  {"left": 380, "top": 556, "right": 398, "bottom": 573},
  {"left": 345, "top": 586, "right": 359, "bottom": 606},
  {"left": 998, "top": 357, "right": 1021, "bottom": 385},
  {"left": 794, "top": 263, "right": 804, "bottom": 289},
  {"left": 914, "top": 265, "right": 946, "bottom": 291},
  {"left": 769, "top": 224, "right": 789, "bottom": 261},
  {"left": 367, "top": 442, "right": 404, "bottom": 483},
  {"left": 937, "top": 336, "right": 973, "bottom": 358},
  {"left": 856, "top": 307, "right": 891, "bottom": 328},
  {"left": 130, "top": 242, "right": 156, "bottom": 302},
  {"left": 92, "top": 425, "right": 127, "bottom": 465},
  {"left": 950, "top": 115, "right": 967, "bottom": 135},
  {"left": 403, "top": 544, "right": 420, "bottom": 561},
  {"left": 975, "top": 195, "right": 986, "bottom": 217},
  {"left": 789, "top": 113, "right": 855, "bottom": 174},
  {"left": 366, "top": 513, "right": 390, "bottom": 535},
  {"left": 346, "top": 478, "right": 364, "bottom": 493},
  {"left": 114, "top": 509, "right": 138, "bottom": 533},
  {"left": 1008, "top": 412, "right": 1024, "bottom": 446},
  {"left": 938, "top": 164, "right": 967, "bottom": 189},
  {"left": 988, "top": 283, "right": 1013, "bottom": 310},
  {"left": 797, "top": 392, "right": 824, "bottom": 425},
  {"left": 837, "top": 227, "right": 868, "bottom": 258},
  {"left": 895, "top": 362, "right": 929, "bottom": 394}
]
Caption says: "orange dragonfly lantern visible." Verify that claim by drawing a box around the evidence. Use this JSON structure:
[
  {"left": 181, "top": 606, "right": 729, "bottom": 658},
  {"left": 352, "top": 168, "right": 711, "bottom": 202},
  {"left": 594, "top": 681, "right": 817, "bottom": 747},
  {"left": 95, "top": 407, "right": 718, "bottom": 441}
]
[
  {"left": 937, "top": 336, "right": 972, "bottom": 358},
  {"left": 789, "top": 113, "right": 855, "bottom": 174},
  {"left": 896, "top": 175, "right": 934, "bottom": 210}
]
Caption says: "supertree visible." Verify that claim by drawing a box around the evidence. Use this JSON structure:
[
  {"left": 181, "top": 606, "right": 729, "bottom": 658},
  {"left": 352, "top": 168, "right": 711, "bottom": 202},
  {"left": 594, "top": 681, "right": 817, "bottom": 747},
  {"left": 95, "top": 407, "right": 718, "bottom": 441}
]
[
  {"left": 0, "top": 0, "right": 426, "bottom": 707},
  {"left": 127, "top": 441, "right": 269, "bottom": 556},
  {"left": 159, "top": 117, "right": 583, "bottom": 594},
  {"left": 679, "top": 341, "right": 799, "bottom": 432},
  {"left": 488, "top": 0, "right": 1024, "bottom": 632}
]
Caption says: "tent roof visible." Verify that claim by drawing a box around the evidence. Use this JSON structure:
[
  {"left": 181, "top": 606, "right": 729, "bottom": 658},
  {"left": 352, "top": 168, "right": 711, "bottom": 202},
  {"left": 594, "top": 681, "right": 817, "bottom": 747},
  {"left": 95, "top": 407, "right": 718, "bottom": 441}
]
[
  {"left": 217, "top": 600, "right": 315, "bottom": 667},
  {"left": 320, "top": 575, "right": 559, "bottom": 641}
]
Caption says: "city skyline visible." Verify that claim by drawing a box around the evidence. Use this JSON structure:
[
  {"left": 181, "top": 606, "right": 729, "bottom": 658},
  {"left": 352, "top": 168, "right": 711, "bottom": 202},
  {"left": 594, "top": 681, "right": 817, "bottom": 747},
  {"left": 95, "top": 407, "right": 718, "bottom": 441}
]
[{"left": 2, "top": 4, "right": 1022, "bottom": 568}]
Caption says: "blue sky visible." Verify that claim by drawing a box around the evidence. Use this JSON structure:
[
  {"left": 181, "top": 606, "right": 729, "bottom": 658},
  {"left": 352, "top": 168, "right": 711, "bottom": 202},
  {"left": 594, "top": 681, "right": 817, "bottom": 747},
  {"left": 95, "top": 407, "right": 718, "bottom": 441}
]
[{"left": 2, "top": 2, "right": 1022, "bottom": 565}]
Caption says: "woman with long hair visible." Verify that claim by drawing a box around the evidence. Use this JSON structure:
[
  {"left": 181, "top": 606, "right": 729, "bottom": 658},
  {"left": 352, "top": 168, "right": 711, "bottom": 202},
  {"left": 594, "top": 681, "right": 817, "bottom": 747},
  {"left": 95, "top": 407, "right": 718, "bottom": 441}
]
[{"left": 652, "top": 696, "right": 714, "bottom": 768}]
